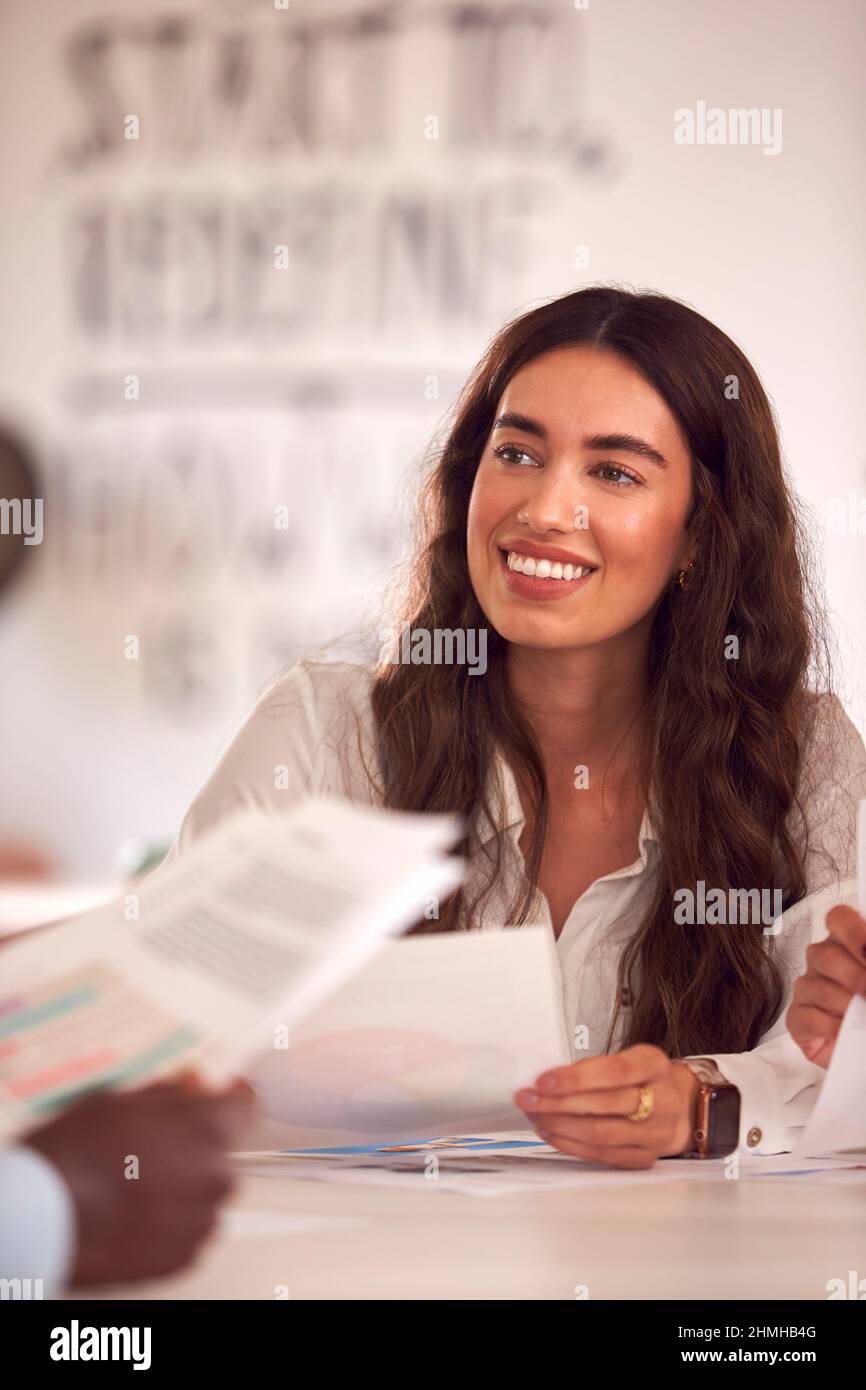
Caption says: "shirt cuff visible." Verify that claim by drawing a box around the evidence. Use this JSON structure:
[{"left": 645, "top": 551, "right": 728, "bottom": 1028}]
[
  {"left": 0, "top": 1145, "right": 77, "bottom": 1296},
  {"left": 683, "top": 1051, "right": 814, "bottom": 1155}
]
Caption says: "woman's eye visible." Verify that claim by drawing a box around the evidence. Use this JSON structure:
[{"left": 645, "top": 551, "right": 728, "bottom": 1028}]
[
  {"left": 591, "top": 463, "right": 641, "bottom": 487},
  {"left": 493, "top": 443, "right": 539, "bottom": 467}
]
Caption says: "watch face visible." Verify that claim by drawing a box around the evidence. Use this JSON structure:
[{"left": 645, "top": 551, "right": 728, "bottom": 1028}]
[{"left": 706, "top": 1086, "right": 741, "bottom": 1156}]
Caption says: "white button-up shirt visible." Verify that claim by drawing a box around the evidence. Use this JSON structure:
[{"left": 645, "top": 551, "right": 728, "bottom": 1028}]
[{"left": 166, "top": 661, "right": 866, "bottom": 1156}]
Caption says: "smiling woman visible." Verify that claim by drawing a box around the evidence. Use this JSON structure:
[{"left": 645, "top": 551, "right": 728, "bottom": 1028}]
[
  {"left": 467, "top": 344, "right": 695, "bottom": 642},
  {"left": 163, "top": 285, "right": 866, "bottom": 1168}
]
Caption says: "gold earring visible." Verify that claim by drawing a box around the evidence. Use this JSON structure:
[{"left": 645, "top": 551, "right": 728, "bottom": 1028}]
[{"left": 675, "top": 562, "right": 695, "bottom": 591}]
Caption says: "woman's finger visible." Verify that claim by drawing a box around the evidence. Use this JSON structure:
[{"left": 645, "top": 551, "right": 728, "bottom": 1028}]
[
  {"left": 791, "top": 973, "right": 858, "bottom": 1020},
  {"left": 536, "top": 1129, "right": 656, "bottom": 1169},
  {"left": 536, "top": 1113, "right": 663, "bottom": 1151},
  {"left": 534, "top": 1044, "right": 670, "bottom": 1097},
  {"left": 786, "top": 1002, "right": 843, "bottom": 1046},
  {"left": 799, "top": 1037, "right": 830, "bottom": 1063},
  {"left": 805, "top": 939, "right": 866, "bottom": 996},
  {"left": 517, "top": 1084, "right": 648, "bottom": 1118},
  {"left": 824, "top": 905, "right": 866, "bottom": 965}
]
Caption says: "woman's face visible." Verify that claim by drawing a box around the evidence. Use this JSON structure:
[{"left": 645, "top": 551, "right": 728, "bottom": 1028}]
[{"left": 466, "top": 345, "right": 696, "bottom": 652}]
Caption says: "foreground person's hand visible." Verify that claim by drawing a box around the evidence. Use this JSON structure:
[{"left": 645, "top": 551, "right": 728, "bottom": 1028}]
[{"left": 25, "top": 1076, "right": 254, "bottom": 1286}]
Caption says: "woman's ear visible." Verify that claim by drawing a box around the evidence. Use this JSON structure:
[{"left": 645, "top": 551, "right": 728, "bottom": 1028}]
[{"left": 676, "top": 536, "right": 698, "bottom": 574}]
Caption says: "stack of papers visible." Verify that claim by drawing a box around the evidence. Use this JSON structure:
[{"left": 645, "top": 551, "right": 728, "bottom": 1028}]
[{"left": 236, "top": 1132, "right": 866, "bottom": 1198}]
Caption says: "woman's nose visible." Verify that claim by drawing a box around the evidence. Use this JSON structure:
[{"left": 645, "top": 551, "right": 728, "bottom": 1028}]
[{"left": 518, "top": 467, "right": 589, "bottom": 534}]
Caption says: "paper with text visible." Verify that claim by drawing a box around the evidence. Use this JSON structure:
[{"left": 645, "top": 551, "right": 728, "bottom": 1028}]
[{"left": 0, "top": 797, "right": 463, "bottom": 1139}]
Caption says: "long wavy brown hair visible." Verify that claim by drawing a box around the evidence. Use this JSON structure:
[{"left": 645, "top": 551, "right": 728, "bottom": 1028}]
[{"left": 368, "top": 285, "right": 834, "bottom": 1058}]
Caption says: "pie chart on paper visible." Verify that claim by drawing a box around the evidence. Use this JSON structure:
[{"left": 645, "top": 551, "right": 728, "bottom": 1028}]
[{"left": 250, "top": 1027, "right": 519, "bottom": 1132}]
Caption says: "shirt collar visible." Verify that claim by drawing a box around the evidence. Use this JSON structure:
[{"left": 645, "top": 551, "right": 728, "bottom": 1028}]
[{"left": 471, "top": 744, "right": 659, "bottom": 869}]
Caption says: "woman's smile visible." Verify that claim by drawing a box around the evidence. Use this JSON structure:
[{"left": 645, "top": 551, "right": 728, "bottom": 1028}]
[{"left": 497, "top": 544, "right": 598, "bottom": 601}]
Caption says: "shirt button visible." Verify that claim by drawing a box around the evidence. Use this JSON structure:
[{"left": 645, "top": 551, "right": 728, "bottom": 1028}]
[{"left": 747, "top": 1126, "right": 762, "bottom": 1147}]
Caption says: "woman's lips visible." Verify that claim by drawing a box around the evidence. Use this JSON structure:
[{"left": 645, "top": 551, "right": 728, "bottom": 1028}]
[{"left": 497, "top": 546, "right": 597, "bottom": 601}]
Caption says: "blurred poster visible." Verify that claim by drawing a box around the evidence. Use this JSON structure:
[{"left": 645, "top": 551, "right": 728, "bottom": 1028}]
[{"left": 41, "top": 0, "right": 614, "bottom": 716}]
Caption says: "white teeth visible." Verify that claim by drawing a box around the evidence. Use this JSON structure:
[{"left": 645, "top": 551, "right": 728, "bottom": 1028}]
[{"left": 505, "top": 551, "right": 592, "bottom": 583}]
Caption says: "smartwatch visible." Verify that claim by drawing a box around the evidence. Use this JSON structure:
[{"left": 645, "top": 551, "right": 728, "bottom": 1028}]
[{"left": 681, "top": 1058, "right": 741, "bottom": 1158}]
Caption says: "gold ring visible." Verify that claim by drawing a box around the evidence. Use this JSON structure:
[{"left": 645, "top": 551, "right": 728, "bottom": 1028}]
[{"left": 627, "top": 1085, "right": 655, "bottom": 1122}]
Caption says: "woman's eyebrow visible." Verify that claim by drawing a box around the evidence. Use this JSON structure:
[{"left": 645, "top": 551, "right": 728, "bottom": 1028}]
[
  {"left": 492, "top": 414, "right": 668, "bottom": 468},
  {"left": 493, "top": 411, "right": 548, "bottom": 440},
  {"left": 585, "top": 432, "right": 668, "bottom": 468}
]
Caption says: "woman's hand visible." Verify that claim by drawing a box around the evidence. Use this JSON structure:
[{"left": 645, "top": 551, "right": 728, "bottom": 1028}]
[
  {"left": 514, "top": 1044, "right": 700, "bottom": 1169},
  {"left": 786, "top": 904, "right": 866, "bottom": 1069}
]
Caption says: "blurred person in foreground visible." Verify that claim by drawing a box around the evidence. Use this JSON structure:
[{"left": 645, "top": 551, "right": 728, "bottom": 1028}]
[
  {"left": 0, "top": 428, "right": 53, "bottom": 879},
  {"left": 0, "top": 427, "right": 253, "bottom": 1293},
  {"left": 1, "top": 1076, "right": 252, "bottom": 1291}
]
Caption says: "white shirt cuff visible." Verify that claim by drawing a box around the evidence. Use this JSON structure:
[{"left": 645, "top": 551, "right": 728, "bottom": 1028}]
[
  {"left": 685, "top": 1046, "right": 823, "bottom": 1155},
  {"left": 0, "top": 1145, "right": 76, "bottom": 1296}
]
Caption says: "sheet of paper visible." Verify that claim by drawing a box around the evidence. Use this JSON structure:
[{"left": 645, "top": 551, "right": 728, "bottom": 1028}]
[
  {"left": 247, "top": 927, "right": 572, "bottom": 1139},
  {"left": 240, "top": 1130, "right": 560, "bottom": 1159},
  {"left": 794, "top": 797, "right": 866, "bottom": 1157},
  {"left": 236, "top": 1140, "right": 866, "bottom": 1198},
  {"left": 0, "top": 797, "right": 463, "bottom": 1139},
  {"left": 775, "top": 1166, "right": 866, "bottom": 1186},
  {"left": 795, "top": 995, "right": 866, "bottom": 1156}
]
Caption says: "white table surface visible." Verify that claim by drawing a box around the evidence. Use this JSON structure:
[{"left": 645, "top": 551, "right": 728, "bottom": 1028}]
[
  {"left": 77, "top": 1162, "right": 866, "bottom": 1301},
  {"left": 0, "top": 880, "right": 116, "bottom": 934}
]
